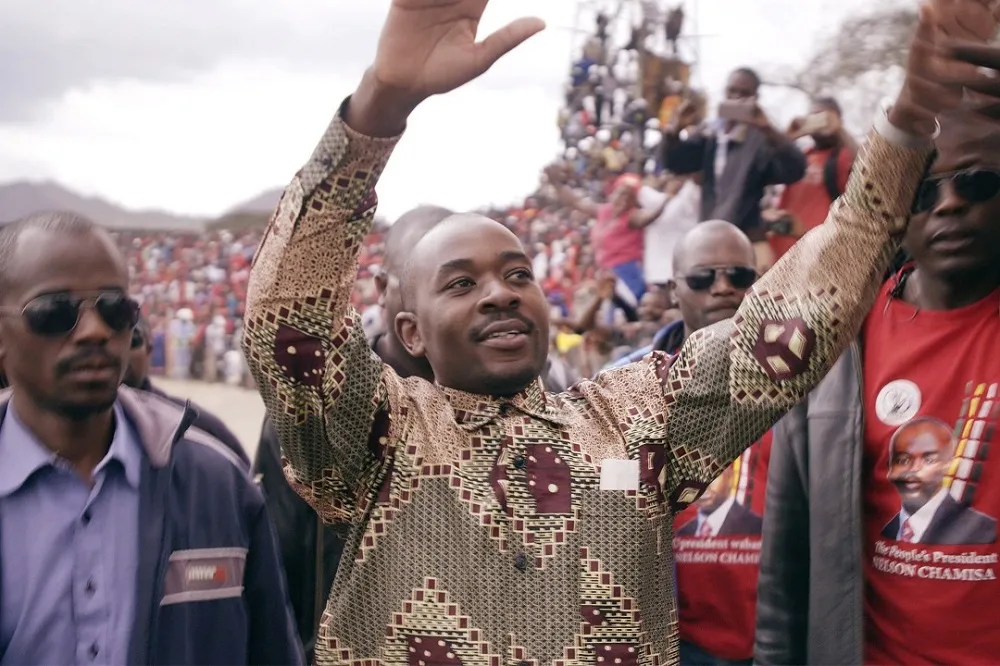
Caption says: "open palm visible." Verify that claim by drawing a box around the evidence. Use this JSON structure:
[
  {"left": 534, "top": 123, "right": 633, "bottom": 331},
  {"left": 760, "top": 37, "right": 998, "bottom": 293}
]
[{"left": 371, "top": 0, "right": 545, "bottom": 101}]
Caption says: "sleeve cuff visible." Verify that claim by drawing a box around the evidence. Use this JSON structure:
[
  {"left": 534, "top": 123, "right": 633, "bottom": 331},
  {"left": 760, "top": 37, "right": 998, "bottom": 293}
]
[
  {"left": 872, "top": 103, "right": 938, "bottom": 150},
  {"left": 297, "top": 96, "right": 401, "bottom": 197}
]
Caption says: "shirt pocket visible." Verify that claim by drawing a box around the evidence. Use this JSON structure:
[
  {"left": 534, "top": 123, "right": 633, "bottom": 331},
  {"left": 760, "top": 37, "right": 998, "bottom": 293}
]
[{"left": 160, "top": 547, "right": 247, "bottom": 605}]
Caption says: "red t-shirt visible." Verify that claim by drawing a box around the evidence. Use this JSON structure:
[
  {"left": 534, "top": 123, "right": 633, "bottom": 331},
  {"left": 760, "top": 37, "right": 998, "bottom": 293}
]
[
  {"left": 591, "top": 203, "right": 645, "bottom": 270},
  {"left": 862, "top": 276, "right": 1000, "bottom": 664},
  {"left": 769, "top": 146, "right": 853, "bottom": 260},
  {"left": 673, "top": 432, "right": 772, "bottom": 660}
]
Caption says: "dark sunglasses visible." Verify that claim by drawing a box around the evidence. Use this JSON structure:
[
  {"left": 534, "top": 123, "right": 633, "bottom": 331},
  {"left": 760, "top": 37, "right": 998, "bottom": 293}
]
[
  {"left": 914, "top": 168, "right": 1000, "bottom": 214},
  {"left": 0, "top": 292, "right": 140, "bottom": 337},
  {"left": 676, "top": 266, "right": 757, "bottom": 291}
]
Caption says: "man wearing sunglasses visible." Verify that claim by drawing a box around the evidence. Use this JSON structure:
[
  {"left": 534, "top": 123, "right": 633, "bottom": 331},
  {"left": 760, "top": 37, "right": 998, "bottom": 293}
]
[
  {"left": 757, "top": 104, "right": 1000, "bottom": 664},
  {"left": 0, "top": 213, "right": 301, "bottom": 664},
  {"left": 123, "top": 317, "right": 250, "bottom": 468},
  {"left": 611, "top": 221, "right": 769, "bottom": 666}
]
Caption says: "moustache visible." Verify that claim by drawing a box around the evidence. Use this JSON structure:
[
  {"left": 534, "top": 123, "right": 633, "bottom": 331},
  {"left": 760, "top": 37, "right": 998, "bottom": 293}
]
[
  {"left": 54, "top": 349, "right": 122, "bottom": 378},
  {"left": 469, "top": 311, "right": 535, "bottom": 342},
  {"left": 891, "top": 474, "right": 922, "bottom": 487}
]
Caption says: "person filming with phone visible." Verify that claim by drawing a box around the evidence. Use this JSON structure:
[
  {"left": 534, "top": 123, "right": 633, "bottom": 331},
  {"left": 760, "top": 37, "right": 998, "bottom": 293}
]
[
  {"left": 762, "top": 96, "right": 858, "bottom": 268},
  {"left": 661, "top": 67, "right": 806, "bottom": 272}
]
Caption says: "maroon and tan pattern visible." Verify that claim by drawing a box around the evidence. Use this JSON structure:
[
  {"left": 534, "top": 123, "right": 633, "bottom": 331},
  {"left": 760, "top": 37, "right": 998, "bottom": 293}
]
[
  {"left": 243, "top": 106, "right": 933, "bottom": 665},
  {"left": 384, "top": 578, "right": 502, "bottom": 666}
]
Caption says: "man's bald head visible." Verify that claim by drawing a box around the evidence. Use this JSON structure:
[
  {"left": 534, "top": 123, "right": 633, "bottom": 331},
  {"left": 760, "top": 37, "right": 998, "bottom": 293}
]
[
  {"left": 376, "top": 205, "right": 455, "bottom": 343},
  {"left": 401, "top": 213, "right": 519, "bottom": 310},
  {"left": 383, "top": 205, "right": 455, "bottom": 275},
  {"left": 673, "top": 220, "right": 755, "bottom": 276},
  {"left": 670, "top": 220, "right": 757, "bottom": 337}
]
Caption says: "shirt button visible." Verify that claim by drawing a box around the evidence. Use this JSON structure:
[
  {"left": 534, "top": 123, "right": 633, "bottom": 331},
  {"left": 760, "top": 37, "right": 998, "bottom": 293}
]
[
  {"left": 82, "top": 510, "right": 92, "bottom": 525},
  {"left": 512, "top": 455, "right": 526, "bottom": 470},
  {"left": 85, "top": 579, "right": 96, "bottom": 595},
  {"left": 514, "top": 552, "right": 528, "bottom": 571},
  {"left": 88, "top": 643, "right": 99, "bottom": 659}
]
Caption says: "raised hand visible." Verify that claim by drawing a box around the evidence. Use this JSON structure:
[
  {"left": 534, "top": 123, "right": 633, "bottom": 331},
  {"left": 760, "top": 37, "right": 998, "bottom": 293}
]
[
  {"left": 348, "top": 0, "right": 545, "bottom": 136},
  {"left": 890, "top": 0, "right": 999, "bottom": 134}
]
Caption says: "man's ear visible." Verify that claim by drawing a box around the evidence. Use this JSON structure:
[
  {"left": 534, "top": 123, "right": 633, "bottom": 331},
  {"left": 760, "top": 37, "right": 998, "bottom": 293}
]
[
  {"left": 394, "top": 311, "right": 426, "bottom": 358},
  {"left": 374, "top": 273, "right": 388, "bottom": 307}
]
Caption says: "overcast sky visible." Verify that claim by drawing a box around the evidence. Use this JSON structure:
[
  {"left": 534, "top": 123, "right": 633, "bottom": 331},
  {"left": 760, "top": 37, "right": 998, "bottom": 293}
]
[{"left": 0, "top": 0, "right": 877, "bottom": 221}]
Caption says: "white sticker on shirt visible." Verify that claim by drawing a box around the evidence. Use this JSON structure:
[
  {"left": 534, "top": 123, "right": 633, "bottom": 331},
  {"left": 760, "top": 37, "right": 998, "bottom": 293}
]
[
  {"left": 600, "top": 459, "right": 639, "bottom": 491},
  {"left": 876, "top": 379, "right": 922, "bottom": 426}
]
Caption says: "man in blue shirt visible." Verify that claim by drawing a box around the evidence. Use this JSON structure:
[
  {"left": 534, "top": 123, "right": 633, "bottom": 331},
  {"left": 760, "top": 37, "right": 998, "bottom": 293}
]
[{"left": 0, "top": 212, "right": 300, "bottom": 665}]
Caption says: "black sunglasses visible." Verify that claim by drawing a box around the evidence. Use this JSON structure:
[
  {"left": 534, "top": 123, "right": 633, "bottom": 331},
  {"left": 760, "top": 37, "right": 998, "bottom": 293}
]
[
  {"left": 914, "top": 168, "right": 1000, "bottom": 214},
  {"left": 0, "top": 292, "right": 140, "bottom": 337},
  {"left": 676, "top": 266, "right": 757, "bottom": 292}
]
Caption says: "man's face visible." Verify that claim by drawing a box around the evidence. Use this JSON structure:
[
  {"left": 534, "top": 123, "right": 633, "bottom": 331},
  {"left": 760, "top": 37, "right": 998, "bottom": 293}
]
[
  {"left": 888, "top": 420, "right": 953, "bottom": 514},
  {"left": 637, "top": 289, "right": 666, "bottom": 322},
  {"left": 397, "top": 216, "right": 550, "bottom": 396},
  {"left": 671, "top": 230, "right": 756, "bottom": 334},
  {"left": 0, "top": 229, "right": 134, "bottom": 419},
  {"left": 696, "top": 466, "right": 734, "bottom": 514},
  {"left": 610, "top": 184, "right": 637, "bottom": 215},
  {"left": 725, "top": 72, "right": 757, "bottom": 101},
  {"left": 905, "top": 125, "right": 1000, "bottom": 281}
]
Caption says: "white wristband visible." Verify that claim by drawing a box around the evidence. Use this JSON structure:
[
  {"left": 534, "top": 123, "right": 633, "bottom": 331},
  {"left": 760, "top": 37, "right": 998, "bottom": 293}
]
[{"left": 874, "top": 101, "right": 940, "bottom": 149}]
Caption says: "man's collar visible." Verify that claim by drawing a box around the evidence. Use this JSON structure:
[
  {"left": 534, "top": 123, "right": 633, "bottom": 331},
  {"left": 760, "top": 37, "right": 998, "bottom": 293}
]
[
  {"left": 699, "top": 495, "right": 736, "bottom": 535},
  {"left": 902, "top": 488, "right": 949, "bottom": 541},
  {"left": 652, "top": 320, "right": 686, "bottom": 356},
  {"left": 440, "top": 378, "right": 568, "bottom": 431},
  {"left": 0, "top": 401, "right": 141, "bottom": 496}
]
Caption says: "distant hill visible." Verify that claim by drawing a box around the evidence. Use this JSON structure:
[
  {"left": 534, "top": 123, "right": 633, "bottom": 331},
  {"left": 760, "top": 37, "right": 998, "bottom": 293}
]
[
  {"left": 0, "top": 181, "right": 204, "bottom": 231},
  {"left": 0, "top": 180, "right": 390, "bottom": 234},
  {"left": 226, "top": 188, "right": 284, "bottom": 214},
  {"left": 205, "top": 188, "right": 283, "bottom": 231},
  {"left": 207, "top": 187, "right": 390, "bottom": 232}
]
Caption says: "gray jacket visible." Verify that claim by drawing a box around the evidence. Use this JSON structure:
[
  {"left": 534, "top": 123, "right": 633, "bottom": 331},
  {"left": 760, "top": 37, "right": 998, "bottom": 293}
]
[{"left": 755, "top": 344, "right": 866, "bottom": 666}]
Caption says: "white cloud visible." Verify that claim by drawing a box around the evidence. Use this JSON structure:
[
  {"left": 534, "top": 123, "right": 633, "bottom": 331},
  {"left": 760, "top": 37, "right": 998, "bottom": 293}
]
[{"left": 0, "top": 0, "right": 879, "bottom": 222}]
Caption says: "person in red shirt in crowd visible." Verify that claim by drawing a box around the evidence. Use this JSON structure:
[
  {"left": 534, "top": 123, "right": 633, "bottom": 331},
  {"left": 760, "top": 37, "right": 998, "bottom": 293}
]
[
  {"left": 662, "top": 220, "right": 769, "bottom": 666},
  {"left": 762, "top": 96, "right": 857, "bottom": 267},
  {"left": 546, "top": 165, "right": 668, "bottom": 301},
  {"left": 756, "top": 94, "right": 1000, "bottom": 664}
]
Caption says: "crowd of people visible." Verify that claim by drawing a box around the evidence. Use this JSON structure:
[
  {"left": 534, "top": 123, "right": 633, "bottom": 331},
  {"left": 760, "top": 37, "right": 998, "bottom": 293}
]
[
  {"left": 3, "top": 0, "right": 1000, "bottom": 665},
  {"left": 111, "top": 5, "right": 855, "bottom": 392}
]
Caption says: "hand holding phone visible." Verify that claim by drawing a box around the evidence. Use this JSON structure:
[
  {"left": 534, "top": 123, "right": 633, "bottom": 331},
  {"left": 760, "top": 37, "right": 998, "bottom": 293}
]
[
  {"left": 791, "top": 111, "right": 833, "bottom": 138},
  {"left": 717, "top": 99, "right": 757, "bottom": 124}
]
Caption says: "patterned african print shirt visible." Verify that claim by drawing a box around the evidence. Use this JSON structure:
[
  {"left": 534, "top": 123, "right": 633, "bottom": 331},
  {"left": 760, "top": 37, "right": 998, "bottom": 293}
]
[{"left": 242, "top": 105, "right": 932, "bottom": 666}]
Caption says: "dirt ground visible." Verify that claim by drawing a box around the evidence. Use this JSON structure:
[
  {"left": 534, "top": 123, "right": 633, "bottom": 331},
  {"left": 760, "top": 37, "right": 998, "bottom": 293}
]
[{"left": 156, "top": 378, "right": 266, "bottom": 461}]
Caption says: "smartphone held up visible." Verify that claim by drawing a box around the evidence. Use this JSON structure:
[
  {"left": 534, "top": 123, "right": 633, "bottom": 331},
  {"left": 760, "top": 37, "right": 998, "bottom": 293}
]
[{"left": 717, "top": 99, "right": 757, "bottom": 124}]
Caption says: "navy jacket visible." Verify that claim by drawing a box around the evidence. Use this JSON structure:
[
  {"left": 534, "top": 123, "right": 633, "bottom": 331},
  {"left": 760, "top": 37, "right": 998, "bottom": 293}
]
[
  {"left": 608, "top": 320, "right": 685, "bottom": 368},
  {"left": 141, "top": 378, "right": 251, "bottom": 469},
  {"left": 0, "top": 387, "right": 302, "bottom": 666}
]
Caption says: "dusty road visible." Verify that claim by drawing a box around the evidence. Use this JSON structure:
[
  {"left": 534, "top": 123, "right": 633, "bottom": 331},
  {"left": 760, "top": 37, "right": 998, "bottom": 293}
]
[{"left": 156, "top": 378, "right": 266, "bottom": 461}]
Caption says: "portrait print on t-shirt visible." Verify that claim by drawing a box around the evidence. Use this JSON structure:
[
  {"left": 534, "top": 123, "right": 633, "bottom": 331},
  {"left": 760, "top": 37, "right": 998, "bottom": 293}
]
[
  {"left": 677, "top": 462, "right": 762, "bottom": 537},
  {"left": 672, "top": 437, "right": 769, "bottom": 661},
  {"left": 861, "top": 281, "right": 1000, "bottom": 664},
  {"left": 880, "top": 415, "right": 997, "bottom": 546}
]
